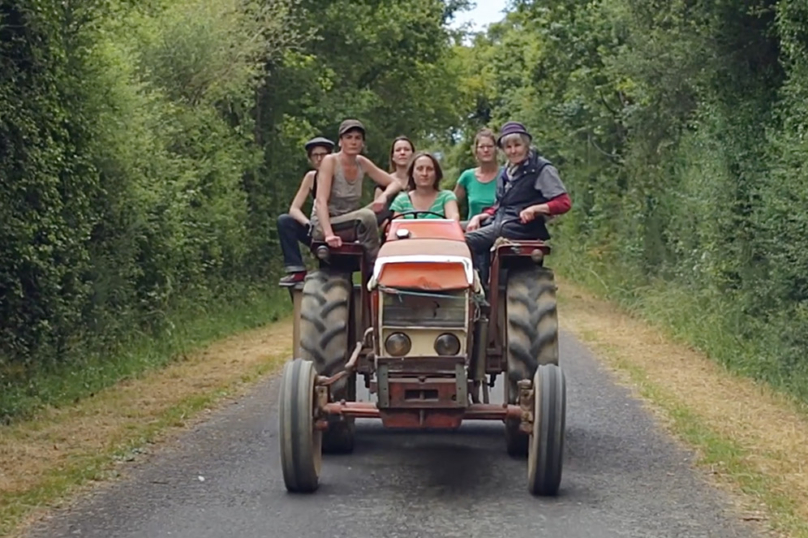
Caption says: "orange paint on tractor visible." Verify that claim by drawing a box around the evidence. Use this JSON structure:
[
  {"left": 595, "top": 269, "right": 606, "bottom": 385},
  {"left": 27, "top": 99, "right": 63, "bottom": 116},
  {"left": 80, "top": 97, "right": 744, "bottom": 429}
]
[
  {"left": 386, "top": 219, "right": 466, "bottom": 242},
  {"left": 376, "top": 238, "right": 472, "bottom": 291},
  {"left": 377, "top": 262, "right": 468, "bottom": 290}
]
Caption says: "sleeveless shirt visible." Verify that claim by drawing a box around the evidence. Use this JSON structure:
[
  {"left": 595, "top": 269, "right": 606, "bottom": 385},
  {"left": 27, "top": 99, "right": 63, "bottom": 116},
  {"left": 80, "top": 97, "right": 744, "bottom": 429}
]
[{"left": 310, "top": 156, "right": 365, "bottom": 225}]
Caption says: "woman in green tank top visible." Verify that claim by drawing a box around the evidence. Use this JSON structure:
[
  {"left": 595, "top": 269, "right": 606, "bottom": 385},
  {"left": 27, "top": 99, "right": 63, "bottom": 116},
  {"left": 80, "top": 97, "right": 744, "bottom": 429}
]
[
  {"left": 453, "top": 127, "right": 501, "bottom": 221},
  {"left": 389, "top": 152, "right": 460, "bottom": 220}
]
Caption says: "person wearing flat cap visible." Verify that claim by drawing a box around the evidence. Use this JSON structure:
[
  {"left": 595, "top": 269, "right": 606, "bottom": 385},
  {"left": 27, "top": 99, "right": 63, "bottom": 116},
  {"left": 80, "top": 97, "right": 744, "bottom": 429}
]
[
  {"left": 465, "top": 121, "right": 573, "bottom": 284},
  {"left": 277, "top": 136, "right": 335, "bottom": 286},
  {"left": 310, "top": 119, "right": 403, "bottom": 269}
]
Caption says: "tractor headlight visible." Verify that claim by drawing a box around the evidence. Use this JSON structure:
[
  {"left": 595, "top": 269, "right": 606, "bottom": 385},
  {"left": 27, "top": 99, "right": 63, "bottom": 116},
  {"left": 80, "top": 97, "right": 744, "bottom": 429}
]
[
  {"left": 385, "top": 332, "right": 411, "bottom": 356},
  {"left": 434, "top": 333, "right": 461, "bottom": 356}
]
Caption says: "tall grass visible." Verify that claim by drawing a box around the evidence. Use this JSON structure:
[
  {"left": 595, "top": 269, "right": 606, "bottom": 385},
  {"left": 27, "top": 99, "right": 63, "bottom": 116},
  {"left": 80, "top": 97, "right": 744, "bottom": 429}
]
[
  {"left": 1, "top": 285, "right": 292, "bottom": 423},
  {"left": 552, "top": 242, "right": 808, "bottom": 407}
]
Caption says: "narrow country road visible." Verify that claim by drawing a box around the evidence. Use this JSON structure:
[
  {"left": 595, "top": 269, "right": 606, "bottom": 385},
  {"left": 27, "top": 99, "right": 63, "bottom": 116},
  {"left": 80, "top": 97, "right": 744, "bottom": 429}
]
[{"left": 26, "top": 332, "right": 761, "bottom": 538}]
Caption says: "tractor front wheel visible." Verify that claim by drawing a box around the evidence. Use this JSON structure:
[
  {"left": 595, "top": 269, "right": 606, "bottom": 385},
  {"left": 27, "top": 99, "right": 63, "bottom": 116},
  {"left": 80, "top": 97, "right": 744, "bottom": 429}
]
[
  {"left": 527, "top": 363, "right": 566, "bottom": 496},
  {"left": 279, "top": 358, "right": 322, "bottom": 493}
]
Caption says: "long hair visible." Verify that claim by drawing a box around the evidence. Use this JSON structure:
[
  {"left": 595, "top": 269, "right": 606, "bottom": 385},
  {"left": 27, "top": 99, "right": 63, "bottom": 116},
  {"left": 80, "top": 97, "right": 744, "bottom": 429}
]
[
  {"left": 388, "top": 136, "right": 415, "bottom": 172},
  {"left": 406, "top": 152, "right": 444, "bottom": 191}
]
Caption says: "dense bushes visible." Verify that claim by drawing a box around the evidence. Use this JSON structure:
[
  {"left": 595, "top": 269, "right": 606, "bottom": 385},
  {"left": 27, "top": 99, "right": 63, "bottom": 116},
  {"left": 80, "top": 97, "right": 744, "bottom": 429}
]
[
  {"left": 0, "top": 0, "right": 298, "bottom": 418},
  {"left": 0, "top": 0, "right": 465, "bottom": 419},
  {"left": 448, "top": 0, "right": 808, "bottom": 399},
  {"left": 11, "top": 0, "right": 805, "bottom": 418}
]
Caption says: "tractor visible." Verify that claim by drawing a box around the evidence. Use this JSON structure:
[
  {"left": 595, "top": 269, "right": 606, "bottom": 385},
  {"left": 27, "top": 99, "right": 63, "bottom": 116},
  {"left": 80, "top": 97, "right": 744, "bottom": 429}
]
[{"left": 278, "top": 212, "right": 565, "bottom": 495}]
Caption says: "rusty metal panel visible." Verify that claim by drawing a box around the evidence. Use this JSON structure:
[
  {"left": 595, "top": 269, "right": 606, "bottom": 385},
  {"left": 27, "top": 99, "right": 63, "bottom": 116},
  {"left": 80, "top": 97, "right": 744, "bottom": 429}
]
[
  {"left": 377, "top": 356, "right": 464, "bottom": 374},
  {"left": 455, "top": 362, "right": 468, "bottom": 406},
  {"left": 290, "top": 285, "right": 303, "bottom": 359},
  {"left": 379, "top": 409, "right": 465, "bottom": 429},
  {"left": 377, "top": 362, "right": 390, "bottom": 408},
  {"left": 387, "top": 378, "right": 463, "bottom": 409}
]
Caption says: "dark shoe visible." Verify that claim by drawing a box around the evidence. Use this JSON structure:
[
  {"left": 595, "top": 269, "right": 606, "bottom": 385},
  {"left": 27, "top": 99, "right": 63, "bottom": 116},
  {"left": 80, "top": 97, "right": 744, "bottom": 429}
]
[{"left": 279, "top": 271, "right": 306, "bottom": 287}]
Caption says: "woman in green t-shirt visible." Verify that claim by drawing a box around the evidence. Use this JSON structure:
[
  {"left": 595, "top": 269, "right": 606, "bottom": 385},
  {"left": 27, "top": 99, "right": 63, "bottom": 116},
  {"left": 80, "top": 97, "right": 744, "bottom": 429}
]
[
  {"left": 390, "top": 152, "right": 460, "bottom": 220},
  {"left": 453, "top": 128, "right": 501, "bottom": 221}
]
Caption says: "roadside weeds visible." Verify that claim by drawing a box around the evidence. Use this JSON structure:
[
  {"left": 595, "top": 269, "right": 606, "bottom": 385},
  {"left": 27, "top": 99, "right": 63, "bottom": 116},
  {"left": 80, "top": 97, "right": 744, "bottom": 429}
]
[
  {"left": 4, "top": 278, "right": 808, "bottom": 538},
  {"left": 0, "top": 317, "right": 293, "bottom": 538},
  {"left": 558, "top": 279, "right": 808, "bottom": 538}
]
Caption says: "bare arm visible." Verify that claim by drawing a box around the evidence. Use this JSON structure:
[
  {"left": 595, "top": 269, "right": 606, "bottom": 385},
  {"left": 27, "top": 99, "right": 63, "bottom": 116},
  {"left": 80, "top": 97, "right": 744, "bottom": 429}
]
[
  {"left": 444, "top": 198, "right": 460, "bottom": 221},
  {"left": 315, "top": 155, "right": 336, "bottom": 239},
  {"left": 453, "top": 182, "right": 466, "bottom": 205},
  {"left": 288, "top": 171, "right": 315, "bottom": 226},
  {"left": 358, "top": 156, "right": 402, "bottom": 201}
]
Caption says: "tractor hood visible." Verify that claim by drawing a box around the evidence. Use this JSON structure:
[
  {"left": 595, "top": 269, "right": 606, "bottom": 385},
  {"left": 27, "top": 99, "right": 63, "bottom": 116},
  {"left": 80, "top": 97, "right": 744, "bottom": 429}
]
[{"left": 368, "top": 238, "right": 477, "bottom": 292}]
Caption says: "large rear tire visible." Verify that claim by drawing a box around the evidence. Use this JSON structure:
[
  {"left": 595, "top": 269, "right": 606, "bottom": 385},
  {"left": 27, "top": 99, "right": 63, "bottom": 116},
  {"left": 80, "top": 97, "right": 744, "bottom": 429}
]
[
  {"left": 279, "top": 358, "right": 322, "bottom": 493},
  {"left": 527, "top": 363, "right": 566, "bottom": 496},
  {"left": 299, "top": 269, "right": 355, "bottom": 454},
  {"left": 504, "top": 267, "right": 559, "bottom": 457},
  {"left": 322, "top": 374, "right": 356, "bottom": 454}
]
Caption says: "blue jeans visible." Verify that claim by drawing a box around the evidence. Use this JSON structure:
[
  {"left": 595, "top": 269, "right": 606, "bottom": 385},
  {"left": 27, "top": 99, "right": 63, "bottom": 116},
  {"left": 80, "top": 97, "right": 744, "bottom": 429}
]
[{"left": 277, "top": 213, "right": 311, "bottom": 273}]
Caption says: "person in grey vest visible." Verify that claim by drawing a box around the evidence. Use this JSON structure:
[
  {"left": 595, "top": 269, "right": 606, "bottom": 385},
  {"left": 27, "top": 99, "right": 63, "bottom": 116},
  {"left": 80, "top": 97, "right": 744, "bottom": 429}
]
[
  {"left": 465, "top": 121, "right": 572, "bottom": 285},
  {"left": 277, "top": 136, "right": 335, "bottom": 286},
  {"left": 310, "top": 119, "right": 403, "bottom": 270}
]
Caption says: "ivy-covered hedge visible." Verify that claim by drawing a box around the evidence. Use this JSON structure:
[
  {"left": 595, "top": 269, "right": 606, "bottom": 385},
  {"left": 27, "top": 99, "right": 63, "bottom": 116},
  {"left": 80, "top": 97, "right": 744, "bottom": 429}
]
[
  {"left": 0, "top": 0, "right": 466, "bottom": 419},
  {"left": 447, "top": 0, "right": 808, "bottom": 400}
]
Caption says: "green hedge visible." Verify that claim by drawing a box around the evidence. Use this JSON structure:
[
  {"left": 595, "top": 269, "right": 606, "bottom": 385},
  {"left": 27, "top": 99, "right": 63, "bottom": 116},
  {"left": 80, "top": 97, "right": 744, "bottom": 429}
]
[
  {"left": 0, "top": 0, "right": 467, "bottom": 421},
  {"left": 448, "top": 0, "right": 808, "bottom": 402}
]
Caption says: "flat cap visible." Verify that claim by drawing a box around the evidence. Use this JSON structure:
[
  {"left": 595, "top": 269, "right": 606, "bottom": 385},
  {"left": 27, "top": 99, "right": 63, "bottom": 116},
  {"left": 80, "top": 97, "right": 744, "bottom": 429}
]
[
  {"left": 338, "top": 119, "right": 366, "bottom": 137},
  {"left": 304, "top": 136, "right": 334, "bottom": 152}
]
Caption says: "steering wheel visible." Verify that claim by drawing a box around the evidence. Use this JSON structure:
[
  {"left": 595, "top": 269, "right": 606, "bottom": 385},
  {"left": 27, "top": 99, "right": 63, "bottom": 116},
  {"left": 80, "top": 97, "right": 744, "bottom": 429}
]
[
  {"left": 391, "top": 210, "right": 446, "bottom": 220},
  {"left": 382, "top": 210, "right": 447, "bottom": 237}
]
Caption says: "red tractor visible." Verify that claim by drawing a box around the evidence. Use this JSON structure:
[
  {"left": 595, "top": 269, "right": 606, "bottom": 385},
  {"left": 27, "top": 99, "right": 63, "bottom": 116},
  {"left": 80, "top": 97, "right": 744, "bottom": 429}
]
[{"left": 279, "top": 213, "right": 565, "bottom": 495}]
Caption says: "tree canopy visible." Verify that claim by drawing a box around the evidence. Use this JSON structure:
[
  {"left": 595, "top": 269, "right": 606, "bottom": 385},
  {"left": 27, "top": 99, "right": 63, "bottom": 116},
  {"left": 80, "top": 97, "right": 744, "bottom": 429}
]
[{"left": 3, "top": 0, "right": 808, "bottom": 416}]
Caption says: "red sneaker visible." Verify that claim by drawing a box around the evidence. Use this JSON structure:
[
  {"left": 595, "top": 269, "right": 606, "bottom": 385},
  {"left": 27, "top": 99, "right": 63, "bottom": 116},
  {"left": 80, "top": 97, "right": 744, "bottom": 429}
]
[{"left": 278, "top": 271, "right": 306, "bottom": 286}]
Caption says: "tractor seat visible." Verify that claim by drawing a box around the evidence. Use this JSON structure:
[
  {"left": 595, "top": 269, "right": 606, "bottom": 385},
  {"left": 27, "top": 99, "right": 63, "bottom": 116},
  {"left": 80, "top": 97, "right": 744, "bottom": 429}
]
[
  {"left": 334, "top": 227, "right": 358, "bottom": 243},
  {"left": 309, "top": 225, "right": 365, "bottom": 256}
]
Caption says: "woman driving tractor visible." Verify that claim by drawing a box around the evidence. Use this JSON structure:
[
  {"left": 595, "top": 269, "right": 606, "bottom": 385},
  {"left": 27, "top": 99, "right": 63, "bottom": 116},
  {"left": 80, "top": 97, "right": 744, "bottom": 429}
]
[{"left": 389, "top": 152, "right": 460, "bottom": 221}]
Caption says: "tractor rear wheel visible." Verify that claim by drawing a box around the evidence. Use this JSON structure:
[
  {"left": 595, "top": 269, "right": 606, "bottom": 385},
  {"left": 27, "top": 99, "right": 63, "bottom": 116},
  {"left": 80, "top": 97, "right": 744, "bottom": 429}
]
[
  {"left": 279, "top": 358, "right": 322, "bottom": 493},
  {"left": 504, "top": 267, "right": 559, "bottom": 457},
  {"left": 299, "top": 269, "right": 355, "bottom": 454},
  {"left": 527, "top": 363, "right": 566, "bottom": 496}
]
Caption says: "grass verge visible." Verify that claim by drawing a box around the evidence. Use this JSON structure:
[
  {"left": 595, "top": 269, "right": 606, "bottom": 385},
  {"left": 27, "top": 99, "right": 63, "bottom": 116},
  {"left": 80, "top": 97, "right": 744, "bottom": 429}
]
[
  {"left": 1, "top": 285, "right": 291, "bottom": 422},
  {"left": 558, "top": 280, "right": 808, "bottom": 538},
  {"left": 0, "top": 291, "right": 294, "bottom": 538},
  {"left": 552, "top": 245, "right": 808, "bottom": 405}
]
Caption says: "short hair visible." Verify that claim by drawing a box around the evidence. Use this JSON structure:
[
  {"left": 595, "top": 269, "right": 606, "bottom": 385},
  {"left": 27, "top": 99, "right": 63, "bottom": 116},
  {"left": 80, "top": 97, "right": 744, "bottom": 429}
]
[{"left": 406, "top": 152, "right": 444, "bottom": 191}]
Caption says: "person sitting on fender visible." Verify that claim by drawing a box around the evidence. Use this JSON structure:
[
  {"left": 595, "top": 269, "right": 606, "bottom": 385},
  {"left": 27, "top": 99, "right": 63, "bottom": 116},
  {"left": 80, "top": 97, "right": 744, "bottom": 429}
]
[
  {"left": 465, "top": 121, "right": 572, "bottom": 285},
  {"left": 310, "top": 119, "right": 402, "bottom": 271},
  {"left": 277, "top": 136, "right": 335, "bottom": 286}
]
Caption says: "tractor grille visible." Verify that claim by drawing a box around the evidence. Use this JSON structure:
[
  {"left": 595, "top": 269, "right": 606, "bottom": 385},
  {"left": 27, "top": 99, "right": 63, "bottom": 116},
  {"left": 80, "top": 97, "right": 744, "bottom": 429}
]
[{"left": 382, "top": 289, "right": 467, "bottom": 328}]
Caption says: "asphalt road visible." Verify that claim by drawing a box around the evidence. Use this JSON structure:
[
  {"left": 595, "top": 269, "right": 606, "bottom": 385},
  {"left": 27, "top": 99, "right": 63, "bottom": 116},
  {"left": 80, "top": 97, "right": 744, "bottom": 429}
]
[{"left": 27, "top": 332, "right": 761, "bottom": 538}]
